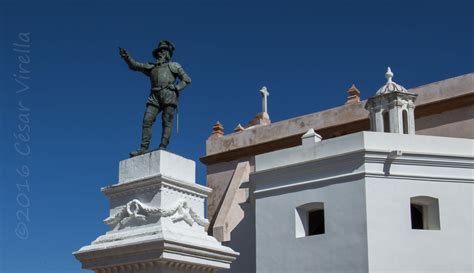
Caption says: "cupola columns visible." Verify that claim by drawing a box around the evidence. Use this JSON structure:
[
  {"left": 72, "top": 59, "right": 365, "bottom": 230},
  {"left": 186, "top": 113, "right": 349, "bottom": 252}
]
[{"left": 365, "top": 67, "right": 417, "bottom": 134}]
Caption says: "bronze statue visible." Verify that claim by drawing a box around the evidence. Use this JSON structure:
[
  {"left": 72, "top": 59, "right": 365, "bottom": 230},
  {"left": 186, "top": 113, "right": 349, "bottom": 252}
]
[{"left": 119, "top": 40, "right": 192, "bottom": 157}]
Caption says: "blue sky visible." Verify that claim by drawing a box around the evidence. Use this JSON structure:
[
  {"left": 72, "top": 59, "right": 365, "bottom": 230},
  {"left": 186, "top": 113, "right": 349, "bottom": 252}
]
[{"left": 0, "top": 0, "right": 472, "bottom": 272}]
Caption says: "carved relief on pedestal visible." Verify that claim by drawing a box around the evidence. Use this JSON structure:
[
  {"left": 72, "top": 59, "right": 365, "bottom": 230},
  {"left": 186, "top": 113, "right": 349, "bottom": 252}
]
[{"left": 104, "top": 199, "right": 210, "bottom": 231}]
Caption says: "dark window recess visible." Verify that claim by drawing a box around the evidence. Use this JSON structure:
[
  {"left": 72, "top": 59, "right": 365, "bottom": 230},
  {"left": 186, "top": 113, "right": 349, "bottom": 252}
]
[
  {"left": 308, "top": 210, "right": 325, "bottom": 235},
  {"left": 402, "top": 110, "right": 409, "bottom": 134},
  {"left": 411, "top": 204, "right": 424, "bottom": 229},
  {"left": 383, "top": 112, "right": 390, "bottom": 133}
]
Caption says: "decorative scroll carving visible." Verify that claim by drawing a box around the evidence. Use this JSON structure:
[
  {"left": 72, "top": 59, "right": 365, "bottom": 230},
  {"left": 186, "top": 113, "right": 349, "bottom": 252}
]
[{"left": 104, "top": 199, "right": 209, "bottom": 230}]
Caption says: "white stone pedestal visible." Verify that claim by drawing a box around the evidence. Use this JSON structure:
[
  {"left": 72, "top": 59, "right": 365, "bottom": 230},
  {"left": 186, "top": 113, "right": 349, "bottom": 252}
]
[{"left": 74, "top": 151, "right": 238, "bottom": 273}]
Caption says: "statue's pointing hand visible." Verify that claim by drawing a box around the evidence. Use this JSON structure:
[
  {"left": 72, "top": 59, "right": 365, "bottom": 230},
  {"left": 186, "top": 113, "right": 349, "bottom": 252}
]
[{"left": 119, "top": 47, "right": 129, "bottom": 58}]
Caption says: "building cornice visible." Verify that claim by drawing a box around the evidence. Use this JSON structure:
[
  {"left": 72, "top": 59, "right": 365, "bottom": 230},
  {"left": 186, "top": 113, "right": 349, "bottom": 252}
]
[{"left": 252, "top": 149, "right": 473, "bottom": 197}]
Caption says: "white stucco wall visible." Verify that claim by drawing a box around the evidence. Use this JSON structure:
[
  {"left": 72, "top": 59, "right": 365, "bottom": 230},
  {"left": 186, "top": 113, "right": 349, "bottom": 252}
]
[
  {"left": 223, "top": 200, "right": 257, "bottom": 273},
  {"left": 254, "top": 178, "right": 369, "bottom": 273},
  {"left": 366, "top": 178, "right": 473, "bottom": 273},
  {"left": 251, "top": 131, "right": 473, "bottom": 273}
]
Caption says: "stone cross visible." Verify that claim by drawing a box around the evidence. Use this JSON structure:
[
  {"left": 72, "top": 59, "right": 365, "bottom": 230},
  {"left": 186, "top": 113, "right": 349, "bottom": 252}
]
[{"left": 260, "top": 86, "right": 269, "bottom": 114}]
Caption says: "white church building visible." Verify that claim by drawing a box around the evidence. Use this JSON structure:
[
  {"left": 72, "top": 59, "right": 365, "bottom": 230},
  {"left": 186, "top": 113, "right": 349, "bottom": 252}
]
[
  {"left": 203, "top": 69, "right": 473, "bottom": 273},
  {"left": 75, "top": 70, "right": 473, "bottom": 273},
  {"left": 251, "top": 129, "right": 471, "bottom": 273}
]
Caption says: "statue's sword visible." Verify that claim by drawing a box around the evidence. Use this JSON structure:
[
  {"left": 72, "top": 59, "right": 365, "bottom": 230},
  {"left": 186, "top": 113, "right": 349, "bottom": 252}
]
[
  {"left": 176, "top": 106, "right": 179, "bottom": 134},
  {"left": 175, "top": 87, "right": 179, "bottom": 134}
]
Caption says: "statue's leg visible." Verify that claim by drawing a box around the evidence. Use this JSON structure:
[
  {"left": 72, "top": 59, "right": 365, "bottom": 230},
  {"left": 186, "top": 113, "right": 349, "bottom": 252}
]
[
  {"left": 141, "top": 104, "right": 161, "bottom": 149},
  {"left": 159, "top": 105, "right": 176, "bottom": 150},
  {"left": 130, "top": 104, "right": 160, "bottom": 157}
]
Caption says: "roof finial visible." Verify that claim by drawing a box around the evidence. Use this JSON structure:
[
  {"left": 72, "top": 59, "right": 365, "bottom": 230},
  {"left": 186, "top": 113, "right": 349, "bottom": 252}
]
[
  {"left": 234, "top": 123, "right": 245, "bottom": 132},
  {"left": 386, "top": 67, "right": 394, "bottom": 83},
  {"left": 345, "top": 83, "right": 361, "bottom": 104},
  {"left": 211, "top": 121, "right": 224, "bottom": 138}
]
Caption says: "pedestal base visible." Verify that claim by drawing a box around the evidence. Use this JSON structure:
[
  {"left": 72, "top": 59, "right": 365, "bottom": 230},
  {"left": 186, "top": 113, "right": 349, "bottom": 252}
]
[{"left": 74, "top": 151, "right": 238, "bottom": 272}]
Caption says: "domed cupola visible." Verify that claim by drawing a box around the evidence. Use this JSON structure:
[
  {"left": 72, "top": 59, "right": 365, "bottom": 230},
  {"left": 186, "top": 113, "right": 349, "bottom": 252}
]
[
  {"left": 375, "top": 67, "right": 408, "bottom": 95},
  {"left": 365, "top": 67, "right": 418, "bottom": 134}
]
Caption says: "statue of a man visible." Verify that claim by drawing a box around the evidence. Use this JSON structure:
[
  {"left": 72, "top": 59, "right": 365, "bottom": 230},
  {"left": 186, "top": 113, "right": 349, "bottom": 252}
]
[{"left": 119, "top": 40, "right": 192, "bottom": 157}]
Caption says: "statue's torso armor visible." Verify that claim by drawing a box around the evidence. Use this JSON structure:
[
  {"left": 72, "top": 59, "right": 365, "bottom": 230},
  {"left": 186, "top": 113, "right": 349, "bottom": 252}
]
[
  {"left": 149, "top": 63, "right": 176, "bottom": 89},
  {"left": 146, "top": 63, "right": 179, "bottom": 107},
  {"left": 124, "top": 56, "right": 189, "bottom": 107}
]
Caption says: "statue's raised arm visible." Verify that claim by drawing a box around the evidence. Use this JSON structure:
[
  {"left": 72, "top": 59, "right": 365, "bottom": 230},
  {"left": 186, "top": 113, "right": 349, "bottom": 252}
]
[{"left": 119, "top": 47, "right": 154, "bottom": 75}]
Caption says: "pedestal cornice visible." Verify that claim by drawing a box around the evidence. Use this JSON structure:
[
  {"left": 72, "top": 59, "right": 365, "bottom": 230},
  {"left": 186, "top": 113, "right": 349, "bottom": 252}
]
[{"left": 102, "top": 174, "right": 212, "bottom": 199}]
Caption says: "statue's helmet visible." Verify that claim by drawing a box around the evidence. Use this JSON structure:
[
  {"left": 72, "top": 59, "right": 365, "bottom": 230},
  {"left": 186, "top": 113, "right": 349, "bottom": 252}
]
[{"left": 152, "top": 40, "right": 175, "bottom": 59}]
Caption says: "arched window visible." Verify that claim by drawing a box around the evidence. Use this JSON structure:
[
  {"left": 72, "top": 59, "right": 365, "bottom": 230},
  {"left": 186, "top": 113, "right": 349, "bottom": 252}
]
[
  {"left": 402, "top": 110, "right": 408, "bottom": 134},
  {"left": 383, "top": 111, "right": 390, "bottom": 133},
  {"left": 295, "top": 202, "right": 325, "bottom": 238},
  {"left": 410, "top": 196, "right": 440, "bottom": 230}
]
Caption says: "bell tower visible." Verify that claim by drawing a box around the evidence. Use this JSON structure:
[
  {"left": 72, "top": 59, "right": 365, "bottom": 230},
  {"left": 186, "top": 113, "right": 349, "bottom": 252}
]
[{"left": 365, "top": 67, "right": 418, "bottom": 134}]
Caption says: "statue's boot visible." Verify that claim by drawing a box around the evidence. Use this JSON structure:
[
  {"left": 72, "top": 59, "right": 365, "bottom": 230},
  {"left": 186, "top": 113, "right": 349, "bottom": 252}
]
[
  {"left": 158, "top": 127, "right": 171, "bottom": 151},
  {"left": 158, "top": 137, "right": 169, "bottom": 150},
  {"left": 129, "top": 147, "right": 149, "bottom": 157},
  {"left": 130, "top": 109, "right": 156, "bottom": 157}
]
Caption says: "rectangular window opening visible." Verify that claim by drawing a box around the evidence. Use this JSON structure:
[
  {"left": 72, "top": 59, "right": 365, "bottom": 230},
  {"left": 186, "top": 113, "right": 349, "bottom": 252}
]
[
  {"left": 295, "top": 202, "right": 325, "bottom": 238},
  {"left": 410, "top": 196, "right": 440, "bottom": 230}
]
